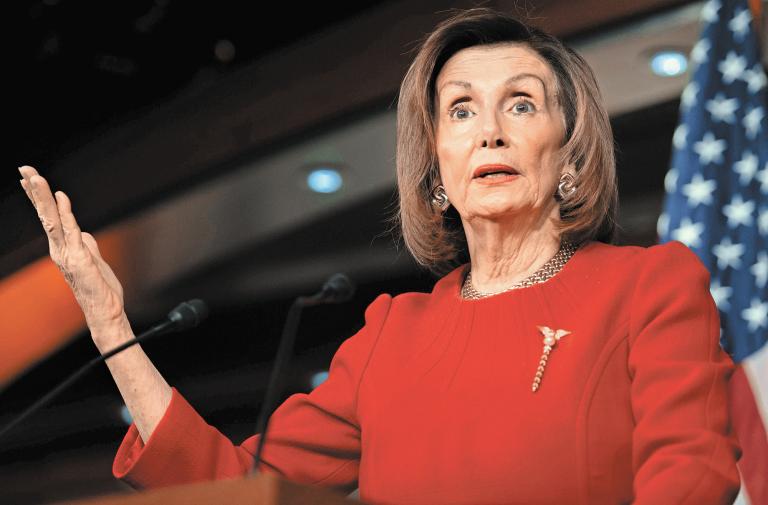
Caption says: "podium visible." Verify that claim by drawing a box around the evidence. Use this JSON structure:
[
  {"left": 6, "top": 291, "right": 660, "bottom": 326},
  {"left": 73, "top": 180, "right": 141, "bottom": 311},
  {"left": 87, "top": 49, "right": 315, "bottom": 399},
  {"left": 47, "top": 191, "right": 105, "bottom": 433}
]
[{"left": 54, "top": 472, "right": 365, "bottom": 505}]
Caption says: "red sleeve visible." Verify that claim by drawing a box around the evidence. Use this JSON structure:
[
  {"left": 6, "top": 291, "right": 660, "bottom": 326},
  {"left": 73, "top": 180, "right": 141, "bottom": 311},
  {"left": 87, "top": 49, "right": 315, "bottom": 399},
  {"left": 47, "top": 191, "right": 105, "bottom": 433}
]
[
  {"left": 113, "top": 293, "right": 392, "bottom": 492},
  {"left": 627, "top": 240, "right": 742, "bottom": 504}
]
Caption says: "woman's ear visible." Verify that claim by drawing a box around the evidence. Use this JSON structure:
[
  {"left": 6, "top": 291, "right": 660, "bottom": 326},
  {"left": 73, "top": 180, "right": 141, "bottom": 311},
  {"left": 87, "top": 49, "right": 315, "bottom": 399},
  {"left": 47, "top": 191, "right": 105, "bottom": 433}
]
[{"left": 561, "top": 161, "right": 577, "bottom": 179}]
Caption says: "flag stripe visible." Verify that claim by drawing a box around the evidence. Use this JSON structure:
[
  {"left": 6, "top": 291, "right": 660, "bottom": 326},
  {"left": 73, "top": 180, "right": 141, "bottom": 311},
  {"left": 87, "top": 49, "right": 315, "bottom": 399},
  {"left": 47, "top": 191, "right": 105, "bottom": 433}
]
[
  {"left": 743, "top": 341, "right": 768, "bottom": 433},
  {"left": 730, "top": 366, "right": 768, "bottom": 504}
]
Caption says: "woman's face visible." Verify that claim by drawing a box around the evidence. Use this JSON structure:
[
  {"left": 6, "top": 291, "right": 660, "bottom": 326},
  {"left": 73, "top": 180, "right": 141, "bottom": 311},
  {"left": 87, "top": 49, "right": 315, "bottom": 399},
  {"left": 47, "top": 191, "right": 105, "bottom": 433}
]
[{"left": 434, "top": 43, "right": 571, "bottom": 225}]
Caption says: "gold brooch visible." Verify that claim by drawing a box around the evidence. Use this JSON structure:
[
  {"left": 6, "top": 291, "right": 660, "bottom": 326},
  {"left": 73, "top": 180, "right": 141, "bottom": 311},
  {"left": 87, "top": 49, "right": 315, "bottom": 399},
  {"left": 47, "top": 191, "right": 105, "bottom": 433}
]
[{"left": 532, "top": 326, "right": 571, "bottom": 392}]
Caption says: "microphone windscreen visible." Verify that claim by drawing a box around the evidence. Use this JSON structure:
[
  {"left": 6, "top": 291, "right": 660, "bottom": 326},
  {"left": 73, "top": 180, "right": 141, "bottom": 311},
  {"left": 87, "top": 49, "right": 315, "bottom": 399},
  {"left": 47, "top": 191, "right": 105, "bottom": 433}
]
[
  {"left": 168, "top": 299, "right": 210, "bottom": 330},
  {"left": 322, "top": 273, "right": 355, "bottom": 303}
]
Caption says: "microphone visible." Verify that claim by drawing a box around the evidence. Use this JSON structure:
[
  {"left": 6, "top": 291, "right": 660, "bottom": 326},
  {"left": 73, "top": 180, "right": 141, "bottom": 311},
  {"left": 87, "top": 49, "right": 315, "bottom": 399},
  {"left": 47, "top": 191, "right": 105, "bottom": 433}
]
[
  {"left": 300, "top": 273, "right": 355, "bottom": 306},
  {"left": 0, "top": 299, "right": 209, "bottom": 443},
  {"left": 252, "top": 274, "right": 356, "bottom": 473},
  {"left": 166, "top": 299, "right": 210, "bottom": 331}
]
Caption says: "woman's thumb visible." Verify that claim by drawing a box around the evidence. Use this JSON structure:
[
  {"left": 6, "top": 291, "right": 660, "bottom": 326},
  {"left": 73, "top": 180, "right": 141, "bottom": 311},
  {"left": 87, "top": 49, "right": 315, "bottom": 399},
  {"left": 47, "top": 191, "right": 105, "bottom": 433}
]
[{"left": 81, "top": 232, "right": 101, "bottom": 257}]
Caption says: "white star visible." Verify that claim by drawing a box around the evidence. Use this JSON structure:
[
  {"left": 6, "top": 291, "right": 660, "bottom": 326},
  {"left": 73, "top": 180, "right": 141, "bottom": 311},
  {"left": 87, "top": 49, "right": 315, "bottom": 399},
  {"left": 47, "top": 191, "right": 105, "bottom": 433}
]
[
  {"left": 718, "top": 51, "right": 747, "bottom": 84},
  {"left": 757, "top": 163, "right": 768, "bottom": 194},
  {"left": 690, "top": 38, "right": 710, "bottom": 66},
  {"left": 683, "top": 173, "right": 717, "bottom": 206},
  {"left": 728, "top": 8, "right": 752, "bottom": 41},
  {"left": 681, "top": 82, "right": 699, "bottom": 110},
  {"left": 743, "top": 105, "right": 765, "bottom": 139},
  {"left": 665, "top": 167, "right": 679, "bottom": 192},
  {"left": 701, "top": 0, "right": 721, "bottom": 23},
  {"left": 723, "top": 195, "right": 755, "bottom": 228},
  {"left": 694, "top": 131, "right": 727, "bottom": 165},
  {"left": 734, "top": 151, "right": 759, "bottom": 185},
  {"left": 742, "top": 298, "right": 768, "bottom": 331},
  {"left": 673, "top": 124, "right": 688, "bottom": 149},
  {"left": 713, "top": 237, "right": 745, "bottom": 269},
  {"left": 672, "top": 218, "right": 705, "bottom": 248},
  {"left": 751, "top": 251, "right": 768, "bottom": 289},
  {"left": 742, "top": 64, "right": 768, "bottom": 93},
  {"left": 759, "top": 208, "right": 768, "bottom": 235},
  {"left": 706, "top": 93, "right": 739, "bottom": 124},
  {"left": 710, "top": 279, "right": 733, "bottom": 310},
  {"left": 757, "top": 207, "right": 768, "bottom": 235},
  {"left": 657, "top": 212, "right": 670, "bottom": 237}
]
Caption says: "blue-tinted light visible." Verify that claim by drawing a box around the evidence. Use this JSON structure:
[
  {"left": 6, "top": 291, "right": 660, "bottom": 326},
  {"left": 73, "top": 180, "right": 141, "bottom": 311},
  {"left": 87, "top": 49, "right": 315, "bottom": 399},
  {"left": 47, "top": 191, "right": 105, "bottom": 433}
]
[
  {"left": 311, "top": 371, "right": 329, "bottom": 389},
  {"left": 650, "top": 51, "right": 688, "bottom": 77},
  {"left": 120, "top": 404, "right": 133, "bottom": 425},
  {"left": 307, "top": 168, "right": 343, "bottom": 193}
]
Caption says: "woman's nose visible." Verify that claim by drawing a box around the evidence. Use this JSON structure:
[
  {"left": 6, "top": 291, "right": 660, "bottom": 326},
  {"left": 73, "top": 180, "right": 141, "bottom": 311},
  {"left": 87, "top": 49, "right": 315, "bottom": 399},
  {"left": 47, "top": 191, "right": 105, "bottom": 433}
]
[{"left": 477, "top": 113, "right": 508, "bottom": 148}]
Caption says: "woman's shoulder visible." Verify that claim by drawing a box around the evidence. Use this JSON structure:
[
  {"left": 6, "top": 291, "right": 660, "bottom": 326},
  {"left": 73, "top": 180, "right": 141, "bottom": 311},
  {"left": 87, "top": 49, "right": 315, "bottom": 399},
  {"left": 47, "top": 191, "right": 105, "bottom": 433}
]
[
  {"left": 359, "top": 278, "right": 447, "bottom": 316},
  {"left": 579, "top": 240, "right": 712, "bottom": 304},
  {"left": 577, "top": 239, "right": 704, "bottom": 272}
]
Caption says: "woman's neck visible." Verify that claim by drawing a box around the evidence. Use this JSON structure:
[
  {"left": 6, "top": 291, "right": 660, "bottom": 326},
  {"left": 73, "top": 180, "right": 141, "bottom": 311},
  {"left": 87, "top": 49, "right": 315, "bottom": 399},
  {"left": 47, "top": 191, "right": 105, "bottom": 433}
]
[{"left": 463, "top": 212, "right": 561, "bottom": 294}]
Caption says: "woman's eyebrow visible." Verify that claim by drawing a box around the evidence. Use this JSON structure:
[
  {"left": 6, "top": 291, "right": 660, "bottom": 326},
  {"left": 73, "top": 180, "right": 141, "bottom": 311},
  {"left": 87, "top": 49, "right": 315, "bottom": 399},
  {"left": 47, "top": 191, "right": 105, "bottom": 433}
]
[{"left": 439, "top": 73, "right": 549, "bottom": 100}]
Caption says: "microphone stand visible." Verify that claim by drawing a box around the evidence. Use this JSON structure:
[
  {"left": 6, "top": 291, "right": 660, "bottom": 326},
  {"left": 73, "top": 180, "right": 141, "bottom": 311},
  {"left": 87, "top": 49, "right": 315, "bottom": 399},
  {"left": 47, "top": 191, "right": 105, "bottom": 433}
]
[
  {"left": 252, "top": 274, "right": 354, "bottom": 473},
  {"left": 0, "top": 299, "right": 208, "bottom": 443}
]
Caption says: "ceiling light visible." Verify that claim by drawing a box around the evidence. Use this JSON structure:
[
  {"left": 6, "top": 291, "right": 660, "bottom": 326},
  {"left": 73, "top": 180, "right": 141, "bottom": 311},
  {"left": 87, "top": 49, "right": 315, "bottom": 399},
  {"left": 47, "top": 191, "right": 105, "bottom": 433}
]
[
  {"left": 307, "top": 168, "right": 343, "bottom": 194},
  {"left": 119, "top": 404, "right": 133, "bottom": 425},
  {"left": 310, "top": 371, "right": 329, "bottom": 389},
  {"left": 650, "top": 50, "right": 688, "bottom": 77}
]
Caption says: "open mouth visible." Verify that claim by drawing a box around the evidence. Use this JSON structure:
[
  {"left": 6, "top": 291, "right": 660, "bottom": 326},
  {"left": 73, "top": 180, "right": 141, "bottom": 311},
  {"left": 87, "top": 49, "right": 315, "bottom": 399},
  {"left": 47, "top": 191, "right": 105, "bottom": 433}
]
[
  {"left": 473, "top": 165, "right": 520, "bottom": 179},
  {"left": 476, "top": 171, "right": 517, "bottom": 179}
]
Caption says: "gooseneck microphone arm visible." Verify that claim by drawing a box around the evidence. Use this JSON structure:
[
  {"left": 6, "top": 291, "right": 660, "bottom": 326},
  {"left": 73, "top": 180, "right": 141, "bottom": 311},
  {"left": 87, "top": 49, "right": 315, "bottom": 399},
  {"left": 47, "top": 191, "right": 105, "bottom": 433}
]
[
  {"left": 0, "top": 299, "right": 209, "bottom": 443},
  {"left": 252, "top": 273, "right": 355, "bottom": 474}
]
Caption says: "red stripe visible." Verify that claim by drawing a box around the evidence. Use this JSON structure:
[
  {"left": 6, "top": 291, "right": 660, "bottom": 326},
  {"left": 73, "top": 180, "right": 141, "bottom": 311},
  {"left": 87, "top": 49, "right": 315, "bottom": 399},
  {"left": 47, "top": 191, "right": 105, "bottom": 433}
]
[{"left": 730, "top": 365, "right": 768, "bottom": 505}]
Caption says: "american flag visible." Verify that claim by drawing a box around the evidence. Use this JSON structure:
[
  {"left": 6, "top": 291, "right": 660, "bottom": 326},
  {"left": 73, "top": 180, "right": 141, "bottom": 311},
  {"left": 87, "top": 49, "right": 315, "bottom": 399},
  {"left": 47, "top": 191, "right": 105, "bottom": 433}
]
[{"left": 657, "top": 0, "right": 767, "bottom": 503}]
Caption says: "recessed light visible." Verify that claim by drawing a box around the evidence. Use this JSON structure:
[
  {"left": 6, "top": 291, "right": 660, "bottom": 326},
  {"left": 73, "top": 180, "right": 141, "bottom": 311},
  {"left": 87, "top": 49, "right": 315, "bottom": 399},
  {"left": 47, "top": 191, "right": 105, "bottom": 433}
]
[
  {"left": 650, "top": 50, "right": 688, "bottom": 77},
  {"left": 119, "top": 404, "right": 133, "bottom": 425},
  {"left": 307, "top": 168, "right": 343, "bottom": 194},
  {"left": 310, "top": 371, "right": 329, "bottom": 389}
]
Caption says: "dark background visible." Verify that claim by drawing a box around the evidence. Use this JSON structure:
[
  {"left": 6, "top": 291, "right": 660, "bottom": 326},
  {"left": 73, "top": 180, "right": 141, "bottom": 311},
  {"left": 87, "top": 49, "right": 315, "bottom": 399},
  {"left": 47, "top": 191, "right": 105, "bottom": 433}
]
[{"left": 0, "top": 0, "right": 729, "bottom": 502}]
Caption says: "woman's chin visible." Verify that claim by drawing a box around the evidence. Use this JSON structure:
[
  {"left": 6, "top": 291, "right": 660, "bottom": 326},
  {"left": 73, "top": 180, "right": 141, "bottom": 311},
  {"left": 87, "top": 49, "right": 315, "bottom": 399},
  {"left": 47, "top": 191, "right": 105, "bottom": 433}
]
[{"left": 464, "top": 202, "right": 528, "bottom": 221}]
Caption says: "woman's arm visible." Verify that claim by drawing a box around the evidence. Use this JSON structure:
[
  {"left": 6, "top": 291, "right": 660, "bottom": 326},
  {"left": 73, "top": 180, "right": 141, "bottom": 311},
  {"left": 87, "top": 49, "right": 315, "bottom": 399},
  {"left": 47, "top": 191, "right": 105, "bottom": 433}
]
[
  {"left": 113, "top": 293, "right": 392, "bottom": 493},
  {"left": 18, "top": 166, "right": 172, "bottom": 444},
  {"left": 627, "top": 240, "right": 742, "bottom": 505},
  {"left": 93, "top": 317, "right": 172, "bottom": 445}
]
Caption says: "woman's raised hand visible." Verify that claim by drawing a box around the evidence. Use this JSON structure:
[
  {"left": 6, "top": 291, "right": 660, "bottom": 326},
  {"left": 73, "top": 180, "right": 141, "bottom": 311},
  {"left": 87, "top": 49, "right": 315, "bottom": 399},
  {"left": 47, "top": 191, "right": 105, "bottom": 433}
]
[{"left": 18, "top": 165, "right": 129, "bottom": 343}]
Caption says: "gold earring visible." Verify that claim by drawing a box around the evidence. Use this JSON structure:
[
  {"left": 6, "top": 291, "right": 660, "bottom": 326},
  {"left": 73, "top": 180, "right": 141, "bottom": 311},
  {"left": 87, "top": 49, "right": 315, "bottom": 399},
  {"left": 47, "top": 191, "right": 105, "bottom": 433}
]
[
  {"left": 557, "top": 173, "right": 576, "bottom": 200},
  {"left": 430, "top": 185, "right": 450, "bottom": 212}
]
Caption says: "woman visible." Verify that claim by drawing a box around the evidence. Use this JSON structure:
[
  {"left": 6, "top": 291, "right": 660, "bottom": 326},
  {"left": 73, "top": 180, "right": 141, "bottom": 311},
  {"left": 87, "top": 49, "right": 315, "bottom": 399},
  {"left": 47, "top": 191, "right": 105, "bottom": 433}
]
[{"left": 18, "top": 7, "right": 740, "bottom": 505}]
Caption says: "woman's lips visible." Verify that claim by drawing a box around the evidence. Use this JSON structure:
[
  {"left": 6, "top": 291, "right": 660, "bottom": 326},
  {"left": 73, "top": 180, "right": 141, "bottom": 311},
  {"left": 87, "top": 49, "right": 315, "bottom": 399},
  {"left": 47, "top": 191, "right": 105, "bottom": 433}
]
[
  {"left": 472, "top": 173, "right": 519, "bottom": 185},
  {"left": 472, "top": 164, "right": 519, "bottom": 178}
]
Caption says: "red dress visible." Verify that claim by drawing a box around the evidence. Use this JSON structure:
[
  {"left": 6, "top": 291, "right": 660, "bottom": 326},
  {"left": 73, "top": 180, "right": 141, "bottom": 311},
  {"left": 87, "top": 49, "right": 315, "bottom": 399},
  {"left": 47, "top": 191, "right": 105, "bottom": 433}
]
[{"left": 112, "top": 240, "right": 742, "bottom": 504}]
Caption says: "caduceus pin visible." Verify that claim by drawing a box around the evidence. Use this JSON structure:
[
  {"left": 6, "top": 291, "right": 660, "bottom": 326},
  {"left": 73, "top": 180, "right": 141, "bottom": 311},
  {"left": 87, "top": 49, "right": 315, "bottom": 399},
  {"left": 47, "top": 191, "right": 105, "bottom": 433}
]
[{"left": 532, "top": 326, "right": 571, "bottom": 392}]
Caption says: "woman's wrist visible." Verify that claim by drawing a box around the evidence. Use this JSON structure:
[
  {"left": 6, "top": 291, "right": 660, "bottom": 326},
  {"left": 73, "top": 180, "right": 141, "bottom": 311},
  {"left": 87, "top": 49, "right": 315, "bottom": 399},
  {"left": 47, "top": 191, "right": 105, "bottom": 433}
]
[{"left": 90, "top": 313, "right": 135, "bottom": 353}]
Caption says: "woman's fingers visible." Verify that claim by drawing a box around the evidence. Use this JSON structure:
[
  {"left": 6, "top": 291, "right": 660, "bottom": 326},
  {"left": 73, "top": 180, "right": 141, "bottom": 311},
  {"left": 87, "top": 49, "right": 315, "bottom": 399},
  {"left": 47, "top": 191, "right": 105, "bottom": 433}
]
[
  {"left": 17, "top": 166, "right": 128, "bottom": 332},
  {"left": 18, "top": 166, "right": 40, "bottom": 207},
  {"left": 19, "top": 178, "right": 36, "bottom": 207},
  {"left": 26, "top": 173, "right": 66, "bottom": 252},
  {"left": 82, "top": 233, "right": 125, "bottom": 300},
  {"left": 54, "top": 191, "right": 86, "bottom": 252}
]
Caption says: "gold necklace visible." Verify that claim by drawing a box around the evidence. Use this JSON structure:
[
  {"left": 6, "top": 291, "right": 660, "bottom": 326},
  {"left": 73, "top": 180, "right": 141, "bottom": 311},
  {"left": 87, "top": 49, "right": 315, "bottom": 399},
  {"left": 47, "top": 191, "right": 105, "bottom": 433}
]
[{"left": 461, "top": 239, "right": 578, "bottom": 299}]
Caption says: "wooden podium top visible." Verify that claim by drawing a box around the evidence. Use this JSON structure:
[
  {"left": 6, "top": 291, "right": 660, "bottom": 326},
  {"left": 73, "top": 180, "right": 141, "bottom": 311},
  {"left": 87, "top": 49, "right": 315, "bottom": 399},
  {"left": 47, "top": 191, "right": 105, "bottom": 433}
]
[{"left": 55, "top": 472, "right": 364, "bottom": 505}]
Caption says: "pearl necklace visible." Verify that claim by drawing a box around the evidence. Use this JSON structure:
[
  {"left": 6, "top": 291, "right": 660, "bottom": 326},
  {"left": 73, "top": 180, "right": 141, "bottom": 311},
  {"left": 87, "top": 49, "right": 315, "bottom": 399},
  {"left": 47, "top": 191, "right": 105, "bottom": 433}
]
[{"left": 460, "top": 239, "right": 578, "bottom": 299}]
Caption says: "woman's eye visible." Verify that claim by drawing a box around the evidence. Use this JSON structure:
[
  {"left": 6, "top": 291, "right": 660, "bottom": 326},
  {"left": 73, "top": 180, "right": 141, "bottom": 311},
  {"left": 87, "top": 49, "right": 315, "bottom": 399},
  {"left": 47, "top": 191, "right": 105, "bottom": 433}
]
[
  {"left": 448, "top": 105, "right": 473, "bottom": 120},
  {"left": 513, "top": 100, "right": 536, "bottom": 114}
]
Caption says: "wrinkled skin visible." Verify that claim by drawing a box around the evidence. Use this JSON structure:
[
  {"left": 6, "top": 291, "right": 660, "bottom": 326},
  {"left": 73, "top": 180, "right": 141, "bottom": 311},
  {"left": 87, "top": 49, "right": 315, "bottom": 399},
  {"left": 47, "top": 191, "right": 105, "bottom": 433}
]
[{"left": 18, "top": 165, "right": 128, "bottom": 340}]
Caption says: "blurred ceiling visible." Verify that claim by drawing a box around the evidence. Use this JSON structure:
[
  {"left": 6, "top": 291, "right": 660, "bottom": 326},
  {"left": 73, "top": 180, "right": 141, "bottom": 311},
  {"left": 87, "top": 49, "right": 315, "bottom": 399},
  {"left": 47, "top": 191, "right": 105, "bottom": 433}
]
[{"left": 2, "top": 0, "right": 766, "bottom": 503}]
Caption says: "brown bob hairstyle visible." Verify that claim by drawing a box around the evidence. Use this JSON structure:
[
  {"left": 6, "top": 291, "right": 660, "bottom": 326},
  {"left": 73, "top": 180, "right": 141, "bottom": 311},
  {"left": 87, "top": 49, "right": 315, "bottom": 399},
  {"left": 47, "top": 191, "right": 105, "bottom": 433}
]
[{"left": 393, "top": 7, "right": 619, "bottom": 275}]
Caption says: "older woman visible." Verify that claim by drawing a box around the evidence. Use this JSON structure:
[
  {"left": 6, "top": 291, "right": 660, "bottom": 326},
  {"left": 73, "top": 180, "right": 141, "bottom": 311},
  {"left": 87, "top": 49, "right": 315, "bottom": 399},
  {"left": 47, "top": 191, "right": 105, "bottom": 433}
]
[{"left": 18, "top": 7, "right": 740, "bottom": 505}]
